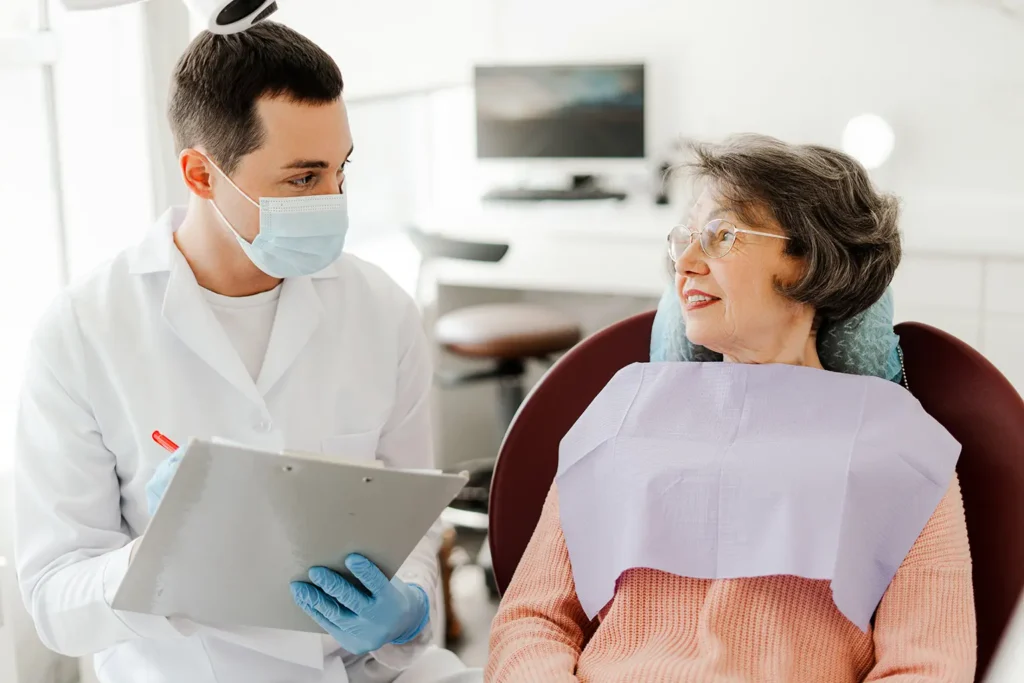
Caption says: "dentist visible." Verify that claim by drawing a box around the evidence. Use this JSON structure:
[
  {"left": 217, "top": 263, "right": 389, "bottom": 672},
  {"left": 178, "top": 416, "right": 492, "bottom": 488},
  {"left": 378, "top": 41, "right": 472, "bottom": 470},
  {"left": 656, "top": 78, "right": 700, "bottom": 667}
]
[{"left": 15, "top": 21, "right": 451, "bottom": 683}]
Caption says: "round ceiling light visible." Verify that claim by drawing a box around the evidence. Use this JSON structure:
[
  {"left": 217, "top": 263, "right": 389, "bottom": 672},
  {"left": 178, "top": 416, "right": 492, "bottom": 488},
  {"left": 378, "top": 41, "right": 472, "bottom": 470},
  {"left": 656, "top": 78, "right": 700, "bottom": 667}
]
[{"left": 842, "top": 114, "right": 895, "bottom": 170}]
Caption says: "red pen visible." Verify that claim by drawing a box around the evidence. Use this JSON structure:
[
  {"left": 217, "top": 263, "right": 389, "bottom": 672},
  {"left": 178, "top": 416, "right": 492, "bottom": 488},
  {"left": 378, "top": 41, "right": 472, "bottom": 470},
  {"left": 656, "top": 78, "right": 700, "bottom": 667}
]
[{"left": 152, "top": 431, "right": 179, "bottom": 454}]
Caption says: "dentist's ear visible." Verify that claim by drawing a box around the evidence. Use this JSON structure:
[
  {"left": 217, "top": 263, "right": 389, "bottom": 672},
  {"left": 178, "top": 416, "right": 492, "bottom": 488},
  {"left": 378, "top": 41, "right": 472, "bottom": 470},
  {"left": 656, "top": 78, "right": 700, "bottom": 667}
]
[{"left": 179, "top": 149, "right": 216, "bottom": 200}]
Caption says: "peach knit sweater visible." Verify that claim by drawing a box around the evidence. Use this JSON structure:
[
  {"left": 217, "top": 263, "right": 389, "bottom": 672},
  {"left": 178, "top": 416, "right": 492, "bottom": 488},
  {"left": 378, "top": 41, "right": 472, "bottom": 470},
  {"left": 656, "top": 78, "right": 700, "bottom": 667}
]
[{"left": 487, "top": 477, "right": 976, "bottom": 683}]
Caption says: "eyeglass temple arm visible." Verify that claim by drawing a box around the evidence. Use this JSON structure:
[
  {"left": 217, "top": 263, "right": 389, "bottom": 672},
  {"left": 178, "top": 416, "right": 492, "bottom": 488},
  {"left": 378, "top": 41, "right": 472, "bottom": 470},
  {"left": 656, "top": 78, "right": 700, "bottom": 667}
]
[{"left": 735, "top": 228, "right": 790, "bottom": 240}]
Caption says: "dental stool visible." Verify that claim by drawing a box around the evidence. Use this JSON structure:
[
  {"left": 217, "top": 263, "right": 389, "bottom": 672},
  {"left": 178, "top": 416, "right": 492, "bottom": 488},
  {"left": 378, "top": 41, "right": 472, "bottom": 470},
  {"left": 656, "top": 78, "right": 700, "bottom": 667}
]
[{"left": 436, "top": 302, "right": 583, "bottom": 429}]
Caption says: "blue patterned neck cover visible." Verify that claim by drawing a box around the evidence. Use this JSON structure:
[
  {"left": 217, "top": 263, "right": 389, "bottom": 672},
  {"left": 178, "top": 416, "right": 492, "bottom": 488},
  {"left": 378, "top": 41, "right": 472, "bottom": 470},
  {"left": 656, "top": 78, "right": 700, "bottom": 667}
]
[{"left": 650, "top": 286, "right": 903, "bottom": 384}]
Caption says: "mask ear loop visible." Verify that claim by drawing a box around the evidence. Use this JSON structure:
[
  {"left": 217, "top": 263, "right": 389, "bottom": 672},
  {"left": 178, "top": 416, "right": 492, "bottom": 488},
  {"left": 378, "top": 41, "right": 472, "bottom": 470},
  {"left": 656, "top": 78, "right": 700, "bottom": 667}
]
[
  {"left": 203, "top": 154, "right": 260, "bottom": 208},
  {"left": 201, "top": 153, "right": 260, "bottom": 242}
]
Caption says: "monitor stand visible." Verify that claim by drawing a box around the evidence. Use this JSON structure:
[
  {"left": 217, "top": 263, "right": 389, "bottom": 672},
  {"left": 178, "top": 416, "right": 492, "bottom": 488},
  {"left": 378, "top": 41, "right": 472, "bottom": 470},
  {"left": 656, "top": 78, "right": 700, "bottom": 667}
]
[{"left": 483, "top": 174, "right": 628, "bottom": 202}]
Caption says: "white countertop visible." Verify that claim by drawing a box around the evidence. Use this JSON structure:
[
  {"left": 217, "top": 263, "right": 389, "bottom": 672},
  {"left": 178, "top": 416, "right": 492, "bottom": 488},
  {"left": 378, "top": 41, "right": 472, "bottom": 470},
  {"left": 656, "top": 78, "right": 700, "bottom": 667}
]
[
  {"left": 416, "top": 197, "right": 1024, "bottom": 257},
  {"left": 409, "top": 197, "right": 1024, "bottom": 298}
]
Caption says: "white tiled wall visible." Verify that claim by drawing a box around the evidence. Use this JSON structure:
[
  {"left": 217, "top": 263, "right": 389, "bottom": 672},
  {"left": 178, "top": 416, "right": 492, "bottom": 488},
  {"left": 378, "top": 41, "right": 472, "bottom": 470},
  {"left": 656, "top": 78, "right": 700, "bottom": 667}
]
[{"left": 892, "top": 254, "right": 1024, "bottom": 391}]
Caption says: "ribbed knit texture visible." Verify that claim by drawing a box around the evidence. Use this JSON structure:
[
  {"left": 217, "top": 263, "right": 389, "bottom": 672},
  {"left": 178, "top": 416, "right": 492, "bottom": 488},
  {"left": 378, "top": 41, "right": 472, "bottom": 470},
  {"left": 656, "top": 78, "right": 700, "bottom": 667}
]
[{"left": 487, "top": 477, "right": 976, "bottom": 683}]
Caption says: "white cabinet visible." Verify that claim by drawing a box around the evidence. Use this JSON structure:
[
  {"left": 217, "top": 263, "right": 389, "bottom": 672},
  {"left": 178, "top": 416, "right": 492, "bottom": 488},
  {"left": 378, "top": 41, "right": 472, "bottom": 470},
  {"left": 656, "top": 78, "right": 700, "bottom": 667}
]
[
  {"left": 985, "top": 263, "right": 1024, "bottom": 314},
  {"left": 983, "top": 315, "right": 1024, "bottom": 392},
  {"left": 892, "top": 255, "right": 982, "bottom": 309},
  {"left": 893, "top": 306, "right": 983, "bottom": 349},
  {"left": 982, "top": 264, "right": 1024, "bottom": 390},
  {"left": 890, "top": 254, "right": 1023, "bottom": 392},
  {"left": 891, "top": 255, "right": 983, "bottom": 347}
]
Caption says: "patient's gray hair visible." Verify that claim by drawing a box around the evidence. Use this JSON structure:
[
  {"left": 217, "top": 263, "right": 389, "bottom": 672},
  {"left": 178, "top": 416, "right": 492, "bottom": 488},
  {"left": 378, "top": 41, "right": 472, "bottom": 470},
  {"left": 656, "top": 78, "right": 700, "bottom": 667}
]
[{"left": 680, "top": 134, "right": 902, "bottom": 322}]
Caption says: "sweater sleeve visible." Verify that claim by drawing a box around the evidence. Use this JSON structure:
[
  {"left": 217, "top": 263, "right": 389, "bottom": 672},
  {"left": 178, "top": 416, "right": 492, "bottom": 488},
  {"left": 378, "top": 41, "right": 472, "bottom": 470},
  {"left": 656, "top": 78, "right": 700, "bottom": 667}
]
[
  {"left": 864, "top": 475, "right": 977, "bottom": 682},
  {"left": 486, "top": 485, "right": 592, "bottom": 682}
]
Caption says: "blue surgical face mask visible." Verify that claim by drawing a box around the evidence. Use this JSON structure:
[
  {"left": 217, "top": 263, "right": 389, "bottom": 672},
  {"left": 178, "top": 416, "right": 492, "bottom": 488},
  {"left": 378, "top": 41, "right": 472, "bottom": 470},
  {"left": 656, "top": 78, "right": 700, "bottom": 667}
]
[{"left": 206, "top": 158, "right": 348, "bottom": 278}]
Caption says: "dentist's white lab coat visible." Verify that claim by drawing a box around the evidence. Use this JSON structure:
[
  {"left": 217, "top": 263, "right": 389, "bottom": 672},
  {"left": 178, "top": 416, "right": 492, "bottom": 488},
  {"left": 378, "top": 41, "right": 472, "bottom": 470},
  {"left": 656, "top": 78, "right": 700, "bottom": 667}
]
[{"left": 14, "top": 208, "right": 448, "bottom": 683}]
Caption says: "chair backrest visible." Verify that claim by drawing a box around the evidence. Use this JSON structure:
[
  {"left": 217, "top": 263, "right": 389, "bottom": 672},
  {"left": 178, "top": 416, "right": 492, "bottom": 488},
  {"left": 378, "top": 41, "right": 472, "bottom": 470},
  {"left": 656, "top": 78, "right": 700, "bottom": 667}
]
[
  {"left": 488, "top": 314, "right": 1024, "bottom": 682},
  {"left": 897, "top": 322, "right": 1024, "bottom": 680}
]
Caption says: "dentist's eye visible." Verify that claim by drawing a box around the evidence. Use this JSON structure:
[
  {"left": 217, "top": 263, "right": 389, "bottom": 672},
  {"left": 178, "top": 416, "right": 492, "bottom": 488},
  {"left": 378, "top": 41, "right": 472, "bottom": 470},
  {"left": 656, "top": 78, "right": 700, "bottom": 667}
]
[{"left": 289, "top": 173, "right": 316, "bottom": 187}]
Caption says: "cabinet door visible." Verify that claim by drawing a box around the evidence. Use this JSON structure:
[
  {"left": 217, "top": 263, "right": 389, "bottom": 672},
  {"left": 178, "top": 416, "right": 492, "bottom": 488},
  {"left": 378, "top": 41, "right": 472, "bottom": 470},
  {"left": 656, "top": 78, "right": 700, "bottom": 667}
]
[
  {"left": 983, "top": 315, "right": 1024, "bottom": 393},
  {"left": 891, "top": 255, "right": 983, "bottom": 347}
]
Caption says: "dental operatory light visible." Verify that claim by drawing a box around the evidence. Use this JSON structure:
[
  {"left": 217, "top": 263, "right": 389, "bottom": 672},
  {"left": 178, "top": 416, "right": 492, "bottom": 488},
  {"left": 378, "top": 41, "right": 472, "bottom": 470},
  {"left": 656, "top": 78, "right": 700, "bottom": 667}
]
[
  {"left": 60, "top": 0, "right": 279, "bottom": 35},
  {"left": 841, "top": 114, "right": 895, "bottom": 170}
]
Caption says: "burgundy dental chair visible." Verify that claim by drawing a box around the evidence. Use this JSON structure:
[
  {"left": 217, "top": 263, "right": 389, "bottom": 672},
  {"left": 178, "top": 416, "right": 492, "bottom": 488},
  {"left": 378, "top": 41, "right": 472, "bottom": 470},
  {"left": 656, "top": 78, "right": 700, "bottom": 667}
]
[{"left": 487, "top": 311, "right": 1024, "bottom": 682}]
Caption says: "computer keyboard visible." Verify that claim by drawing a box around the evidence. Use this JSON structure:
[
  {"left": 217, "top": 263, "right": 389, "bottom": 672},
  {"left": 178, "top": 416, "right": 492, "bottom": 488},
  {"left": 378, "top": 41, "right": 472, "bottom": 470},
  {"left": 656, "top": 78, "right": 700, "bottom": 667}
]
[{"left": 483, "top": 187, "right": 628, "bottom": 202}]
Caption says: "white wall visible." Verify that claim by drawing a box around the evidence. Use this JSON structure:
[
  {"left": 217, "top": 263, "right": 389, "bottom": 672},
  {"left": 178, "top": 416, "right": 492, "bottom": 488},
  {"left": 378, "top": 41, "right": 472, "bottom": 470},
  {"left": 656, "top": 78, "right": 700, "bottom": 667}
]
[
  {"left": 480, "top": 0, "right": 1024, "bottom": 236},
  {"left": 281, "top": 0, "right": 1024, "bottom": 198},
  {"left": 273, "top": 0, "right": 494, "bottom": 100},
  {"left": 283, "top": 0, "right": 1024, "bottom": 252},
  {"left": 489, "top": 0, "right": 1023, "bottom": 184}
]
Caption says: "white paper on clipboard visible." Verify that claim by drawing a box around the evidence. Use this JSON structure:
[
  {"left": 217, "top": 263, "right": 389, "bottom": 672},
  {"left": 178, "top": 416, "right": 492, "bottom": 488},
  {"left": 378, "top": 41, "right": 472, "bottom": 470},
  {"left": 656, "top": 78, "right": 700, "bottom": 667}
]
[{"left": 112, "top": 439, "right": 467, "bottom": 634}]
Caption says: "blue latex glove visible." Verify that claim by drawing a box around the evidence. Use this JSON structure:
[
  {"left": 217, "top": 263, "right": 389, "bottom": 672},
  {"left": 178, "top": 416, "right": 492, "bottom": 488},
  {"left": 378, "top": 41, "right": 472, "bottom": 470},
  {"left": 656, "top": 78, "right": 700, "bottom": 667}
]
[
  {"left": 290, "top": 554, "right": 430, "bottom": 655},
  {"left": 145, "top": 448, "right": 183, "bottom": 515}
]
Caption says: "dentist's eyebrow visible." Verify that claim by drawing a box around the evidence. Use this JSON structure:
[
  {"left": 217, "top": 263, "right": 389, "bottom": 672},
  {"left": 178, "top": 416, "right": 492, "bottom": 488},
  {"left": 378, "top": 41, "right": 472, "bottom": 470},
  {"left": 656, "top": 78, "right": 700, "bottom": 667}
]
[
  {"left": 282, "top": 160, "right": 328, "bottom": 170},
  {"left": 282, "top": 145, "right": 354, "bottom": 170}
]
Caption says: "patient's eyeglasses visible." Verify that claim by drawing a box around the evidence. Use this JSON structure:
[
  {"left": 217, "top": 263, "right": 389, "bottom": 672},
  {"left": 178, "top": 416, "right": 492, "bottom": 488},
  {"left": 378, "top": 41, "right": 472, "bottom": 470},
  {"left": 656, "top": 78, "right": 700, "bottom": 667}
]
[{"left": 667, "top": 219, "right": 790, "bottom": 260}]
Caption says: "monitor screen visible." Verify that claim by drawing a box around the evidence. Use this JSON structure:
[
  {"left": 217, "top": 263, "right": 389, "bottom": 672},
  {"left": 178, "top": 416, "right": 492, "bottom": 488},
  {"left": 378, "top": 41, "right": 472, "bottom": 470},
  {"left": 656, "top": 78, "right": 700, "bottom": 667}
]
[{"left": 474, "top": 64, "right": 645, "bottom": 159}]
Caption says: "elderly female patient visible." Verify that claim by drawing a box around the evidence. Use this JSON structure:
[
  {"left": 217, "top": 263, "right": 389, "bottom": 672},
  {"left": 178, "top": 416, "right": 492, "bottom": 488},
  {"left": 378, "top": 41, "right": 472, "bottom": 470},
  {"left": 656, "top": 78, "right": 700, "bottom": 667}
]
[{"left": 486, "top": 135, "right": 976, "bottom": 683}]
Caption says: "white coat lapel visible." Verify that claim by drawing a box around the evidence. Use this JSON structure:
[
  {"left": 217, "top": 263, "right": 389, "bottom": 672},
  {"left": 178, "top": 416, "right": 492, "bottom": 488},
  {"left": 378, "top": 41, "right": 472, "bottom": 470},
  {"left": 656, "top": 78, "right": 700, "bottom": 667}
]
[
  {"left": 256, "top": 275, "right": 324, "bottom": 396},
  {"left": 162, "top": 255, "right": 266, "bottom": 408}
]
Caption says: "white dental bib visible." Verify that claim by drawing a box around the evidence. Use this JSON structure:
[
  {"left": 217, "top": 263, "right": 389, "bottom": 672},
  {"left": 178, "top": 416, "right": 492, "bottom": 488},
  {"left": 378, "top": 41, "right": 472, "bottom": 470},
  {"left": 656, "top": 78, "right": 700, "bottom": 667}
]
[{"left": 556, "top": 362, "right": 960, "bottom": 630}]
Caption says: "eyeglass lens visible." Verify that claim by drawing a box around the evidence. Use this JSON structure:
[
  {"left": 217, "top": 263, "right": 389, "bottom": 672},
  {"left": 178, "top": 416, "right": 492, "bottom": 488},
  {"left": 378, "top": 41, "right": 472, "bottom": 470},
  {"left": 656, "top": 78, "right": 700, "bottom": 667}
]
[{"left": 668, "top": 219, "right": 738, "bottom": 260}]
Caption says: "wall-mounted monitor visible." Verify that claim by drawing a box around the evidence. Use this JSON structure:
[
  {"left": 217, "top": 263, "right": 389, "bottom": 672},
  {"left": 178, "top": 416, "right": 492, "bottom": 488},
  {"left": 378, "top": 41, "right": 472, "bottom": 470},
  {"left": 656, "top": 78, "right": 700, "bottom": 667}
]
[{"left": 474, "top": 64, "right": 645, "bottom": 159}]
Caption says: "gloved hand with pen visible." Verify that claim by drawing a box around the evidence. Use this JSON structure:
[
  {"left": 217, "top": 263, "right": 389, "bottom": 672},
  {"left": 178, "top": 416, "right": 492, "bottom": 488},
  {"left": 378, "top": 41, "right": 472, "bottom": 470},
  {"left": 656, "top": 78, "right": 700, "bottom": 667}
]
[
  {"left": 145, "top": 430, "right": 184, "bottom": 516},
  {"left": 145, "top": 447, "right": 183, "bottom": 515},
  {"left": 290, "top": 554, "right": 430, "bottom": 655}
]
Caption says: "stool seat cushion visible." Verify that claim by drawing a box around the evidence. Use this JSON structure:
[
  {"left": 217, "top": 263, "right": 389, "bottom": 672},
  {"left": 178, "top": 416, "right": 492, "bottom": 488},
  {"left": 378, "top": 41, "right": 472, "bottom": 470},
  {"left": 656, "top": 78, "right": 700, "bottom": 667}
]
[{"left": 436, "top": 304, "right": 582, "bottom": 359}]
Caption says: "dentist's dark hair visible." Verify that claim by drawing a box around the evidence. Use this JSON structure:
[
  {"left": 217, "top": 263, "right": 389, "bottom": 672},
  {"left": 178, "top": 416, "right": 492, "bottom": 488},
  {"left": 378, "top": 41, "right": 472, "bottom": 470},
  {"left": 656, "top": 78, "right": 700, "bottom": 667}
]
[{"left": 168, "top": 21, "right": 343, "bottom": 175}]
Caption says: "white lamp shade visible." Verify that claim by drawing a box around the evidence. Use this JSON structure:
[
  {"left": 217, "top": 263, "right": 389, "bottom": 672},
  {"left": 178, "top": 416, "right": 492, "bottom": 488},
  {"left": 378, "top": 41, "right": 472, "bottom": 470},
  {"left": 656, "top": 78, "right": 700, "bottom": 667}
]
[
  {"left": 841, "top": 114, "right": 895, "bottom": 170},
  {"left": 59, "top": 0, "right": 278, "bottom": 34}
]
